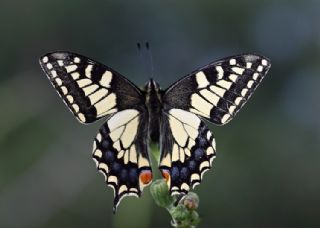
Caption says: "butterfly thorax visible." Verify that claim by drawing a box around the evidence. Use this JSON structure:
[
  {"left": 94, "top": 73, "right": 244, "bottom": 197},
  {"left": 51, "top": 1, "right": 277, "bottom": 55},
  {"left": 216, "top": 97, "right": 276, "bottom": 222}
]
[{"left": 144, "top": 79, "right": 163, "bottom": 143}]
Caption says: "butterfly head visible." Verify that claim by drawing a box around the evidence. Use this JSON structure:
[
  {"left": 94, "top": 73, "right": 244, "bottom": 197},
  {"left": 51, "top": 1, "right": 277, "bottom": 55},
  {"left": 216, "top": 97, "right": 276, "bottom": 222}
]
[{"left": 145, "top": 78, "right": 160, "bottom": 93}]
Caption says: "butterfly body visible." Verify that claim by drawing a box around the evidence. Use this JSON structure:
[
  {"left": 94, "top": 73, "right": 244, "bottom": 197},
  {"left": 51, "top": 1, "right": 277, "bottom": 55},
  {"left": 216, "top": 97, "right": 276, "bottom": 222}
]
[
  {"left": 40, "top": 52, "right": 271, "bottom": 212},
  {"left": 144, "top": 79, "right": 163, "bottom": 143}
]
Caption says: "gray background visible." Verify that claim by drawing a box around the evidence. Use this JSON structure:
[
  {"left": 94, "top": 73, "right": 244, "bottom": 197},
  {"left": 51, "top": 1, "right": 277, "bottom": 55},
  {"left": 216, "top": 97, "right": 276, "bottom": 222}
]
[{"left": 0, "top": 0, "right": 319, "bottom": 227}]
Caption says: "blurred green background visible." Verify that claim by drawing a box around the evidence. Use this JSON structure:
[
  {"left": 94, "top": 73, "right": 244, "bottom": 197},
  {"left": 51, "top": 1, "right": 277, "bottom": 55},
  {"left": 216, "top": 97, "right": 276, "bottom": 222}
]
[{"left": 0, "top": 0, "right": 319, "bottom": 227}]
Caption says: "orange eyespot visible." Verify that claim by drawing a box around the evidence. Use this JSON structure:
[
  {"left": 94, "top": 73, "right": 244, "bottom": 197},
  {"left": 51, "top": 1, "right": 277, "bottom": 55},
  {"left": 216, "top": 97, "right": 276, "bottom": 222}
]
[
  {"left": 139, "top": 170, "right": 153, "bottom": 185},
  {"left": 161, "top": 169, "right": 170, "bottom": 182}
]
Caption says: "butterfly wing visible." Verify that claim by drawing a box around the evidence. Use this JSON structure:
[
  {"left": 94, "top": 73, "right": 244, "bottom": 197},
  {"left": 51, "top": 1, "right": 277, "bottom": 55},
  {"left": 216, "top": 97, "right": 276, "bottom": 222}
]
[
  {"left": 92, "top": 109, "right": 152, "bottom": 212},
  {"left": 159, "top": 108, "right": 216, "bottom": 194},
  {"left": 40, "top": 52, "right": 152, "bottom": 212},
  {"left": 39, "top": 52, "right": 143, "bottom": 123},
  {"left": 163, "top": 54, "right": 271, "bottom": 125}
]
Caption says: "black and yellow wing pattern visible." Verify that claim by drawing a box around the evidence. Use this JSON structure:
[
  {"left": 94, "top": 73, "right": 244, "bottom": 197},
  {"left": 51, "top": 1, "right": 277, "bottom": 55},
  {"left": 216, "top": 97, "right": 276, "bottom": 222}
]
[
  {"left": 164, "top": 54, "right": 271, "bottom": 125},
  {"left": 40, "top": 52, "right": 271, "bottom": 212},
  {"left": 160, "top": 54, "right": 270, "bottom": 195},
  {"left": 40, "top": 52, "right": 153, "bottom": 212}
]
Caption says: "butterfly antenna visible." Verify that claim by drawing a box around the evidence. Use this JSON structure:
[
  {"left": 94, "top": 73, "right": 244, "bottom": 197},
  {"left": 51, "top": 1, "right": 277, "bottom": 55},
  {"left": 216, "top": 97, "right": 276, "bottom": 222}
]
[
  {"left": 137, "top": 42, "right": 148, "bottom": 80},
  {"left": 145, "top": 42, "right": 155, "bottom": 78}
]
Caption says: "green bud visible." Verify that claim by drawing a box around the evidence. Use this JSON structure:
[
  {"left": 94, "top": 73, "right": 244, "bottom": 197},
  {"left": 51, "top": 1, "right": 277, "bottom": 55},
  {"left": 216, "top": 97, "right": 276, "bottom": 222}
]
[
  {"left": 181, "top": 192, "right": 199, "bottom": 210},
  {"left": 189, "top": 210, "right": 201, "bottom": 226},
  {"left": 150, "top": 179, "right": 174, "bottom": 208},
  {"left": 170, "top": 204, "right": 189, "bottom": 222}
]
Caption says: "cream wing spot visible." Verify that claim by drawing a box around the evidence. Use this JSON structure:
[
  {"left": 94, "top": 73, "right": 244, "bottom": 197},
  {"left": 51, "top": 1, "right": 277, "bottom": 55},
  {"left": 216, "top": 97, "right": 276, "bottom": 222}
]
[
  {"left": 216, "top": 80, "right": 232, "bottom": 90},
  {"left": 191, "top": 173, "right": 200, "bottom": 182},
  {"left": 184, "top": 125, "right": 198, "bottom": 139},
  {"left": 51, "top": 70, "right": 57, "bottom": 78},
  {"left": 77, "top": 79, "right": 92, "bottom": 88},
  {"left": 42, "top": 56, "right": 48, "bottom": 63},
  {"left": 85, "top": 65, "right": 93, "bottom": 77},
  {"left": 199, "top": 89, "right": 220, "bottom": 106},
  {"left": 206, "top": 131, "right": 212, "bottom": 141},
  {"left": 210, "top": 85, "right": 226, "bottom": 97},
  {"left": 257, "top": 65, "right": 263, "bottom": 72},
  {"left": 117, "top": 149, "right": 124, "bottom": 159},
  {"left": 169, "top": 116, "right": 188, "bottom": 146},
  {"left": 83, "top": 84, "right": 99, "bottom": 96},
  {"left": 107, "top": 109, "right": 139, "bottom": 131},
  {"left": 179, "top": 147, "right": 185, "bottom": 163},
  {"left": 88, "top": 88, "right": 108, "bottom": 105},
  {"left": 55, "top": 78, "right": 63, "bottom": 86},
  {"left": 94, "top": 149, "right": 103, "bottom": 158},
  {"left": 160, "top": 153, "right": 171, "bottom": 167},
  {"left": 199, "top": 161, "right": 210, "bottom": 171},
  {"left": 74, "top": 57, "right": 81, "bottom": 63},
  {"left": 235, "top": 97, "right": 243, "bottom": 105},
  {"left": 138, "top": 155, "right": 150, "bottom": 168},
  {"left": 129, "top": 146, "right": 138, "bottom": 163},
  {"left": 57, "top": 60, "right": 64, "bottom": 66},
  {"left": 188, "top": 138, "right": 195, "bottom": 149},
  {"left": 113, "top": 141, "right": 121, "bottom": 151},
  {"left": 100, "top": 71, "right": 113, "bottom": 87},
  {"left": 247, "top": 80, "right": 254, "bottom": 88},
  {"left": 124, "top": 150, "right": 129, "bottom": 164},
  {"left": 95, "top": 93, "right": 117, "bottom": 117},
  {"left": 229, "top": 105, "right": 236, "bottom": 114},
  {"left": 66, "top": 95, "right": 74, "bottom": 103},
  {"left": 212, "top": 138, "right": 216, "bottom": 151},
  {"left": 195, "top": 71, "right": 209, "bottom": 88},
  {"left": 246, "top": 62, "right": 252, "bottom": 68},
  {"left": 46, "top": 63, "right": 53, "bottom": 69},
  {"left": 120, "top": 116, "right": 139, "bottom": 148},
  {"left": 241, "top": 88, "right": 248, "bottom": 97},
  {"left": 216, "top": 66, "right": 224, "bottom": 79},
  {"left": 71, "top": 72, "right": 80, "bottom": 80},
  {"left": 184, "top": 148, "right": 191, "bottom": 157},
  {"left": 206, "top": 147, "right": 214, "bottom": 155},
  {"left": 108, "top": 176, "right": 118, "bottom": 185},
  {"left": 109, "top": 126, "right": 125, "bottom": 141},
  {"left": 65, "top": 65, "right": 77, "bottom": 73},
  {"left": 262, "top": 59, "right": 268, "bottom": 66},
  {"left": 221, "top": 114, "right": 231, "bottom": 124},
  {"left": 169, "top": 109, "right": 201, "bottom": 128},
  {"left": 96, "top": 133, "right": 102, "bottom": 142},
  {"left": 229, "top": 74, "right": 238, "bottom": 82},
  {"left": 181, "top": 183, "right": 190, "bottom": 191},
  {"left": 61, "top": 86, "right": 68, "bottom": 95},
  {"left": 172, "top": 143, "right": 179, "bottom": 162},
  {"left": 72, "top": 104, "right": 79, "bottom": 112},
  {"left": 229, "top": 59, "right": 236, "bottom": 65},
  {"left": 98, "top": 163, "right": 109, "bottom": 172},
  {"left": 119, "top": 185, "right": 128, "bottom": 195},
  {"left": 253, "top": 73, "right": 259, "bottom": 80},
  {"left": 232, "top": 67, "right": 245, "bottom": 75},
  {"left": 78, "top": 113, "right": 86, "bottom": 122},
  {"left": 191, "top": 94, "right": 212, "bottom": 116}
]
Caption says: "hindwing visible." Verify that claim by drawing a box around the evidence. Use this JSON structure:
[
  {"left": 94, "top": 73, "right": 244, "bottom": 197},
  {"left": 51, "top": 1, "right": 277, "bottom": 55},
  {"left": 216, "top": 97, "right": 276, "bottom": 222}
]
[
  {"left": 159, "top": 108, "right": 216, "bottom": 194},
  {"left": 92, "top": 109, "right": 152, "bottom": 212}
]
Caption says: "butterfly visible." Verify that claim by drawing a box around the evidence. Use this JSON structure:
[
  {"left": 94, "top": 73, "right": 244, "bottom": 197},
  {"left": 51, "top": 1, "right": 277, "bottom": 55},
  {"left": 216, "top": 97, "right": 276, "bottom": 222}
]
[{"left": 39, "top": 51, "right": 271, "bottom": 212}]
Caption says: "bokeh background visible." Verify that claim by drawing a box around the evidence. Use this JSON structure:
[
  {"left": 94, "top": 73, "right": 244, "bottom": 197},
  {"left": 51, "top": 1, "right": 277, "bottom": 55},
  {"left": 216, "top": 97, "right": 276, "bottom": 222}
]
[{"left": 0, "top": 0, "right": 320, "bottom": 227}]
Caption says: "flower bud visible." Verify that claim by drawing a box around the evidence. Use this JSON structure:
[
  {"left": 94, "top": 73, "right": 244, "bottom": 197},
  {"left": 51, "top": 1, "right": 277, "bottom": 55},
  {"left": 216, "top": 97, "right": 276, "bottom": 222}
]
[{"left": 150, "top": 179, "right": 173, "bottom": 208}]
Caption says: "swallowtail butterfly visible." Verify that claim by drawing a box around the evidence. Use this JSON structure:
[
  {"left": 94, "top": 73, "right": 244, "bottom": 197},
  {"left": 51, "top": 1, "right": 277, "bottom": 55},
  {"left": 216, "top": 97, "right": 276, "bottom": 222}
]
[{"left": 40, "top": 52, "right": 271, "bottom": 212}]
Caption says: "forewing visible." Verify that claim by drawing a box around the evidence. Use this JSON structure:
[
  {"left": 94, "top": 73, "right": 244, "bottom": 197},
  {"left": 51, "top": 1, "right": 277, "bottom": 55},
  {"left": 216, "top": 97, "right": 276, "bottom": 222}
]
[
  {"left": 163, "top": 54, "right": 271, "bottom": 125},
  {"left": 92, "top": 109, "right": 152, "bottom": 212},
  {"left": 159, "top": 108, "right": 216, "bottom": 194},
  {"left": 39, "top": 52, "right": 143, "bottom": 124}
]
